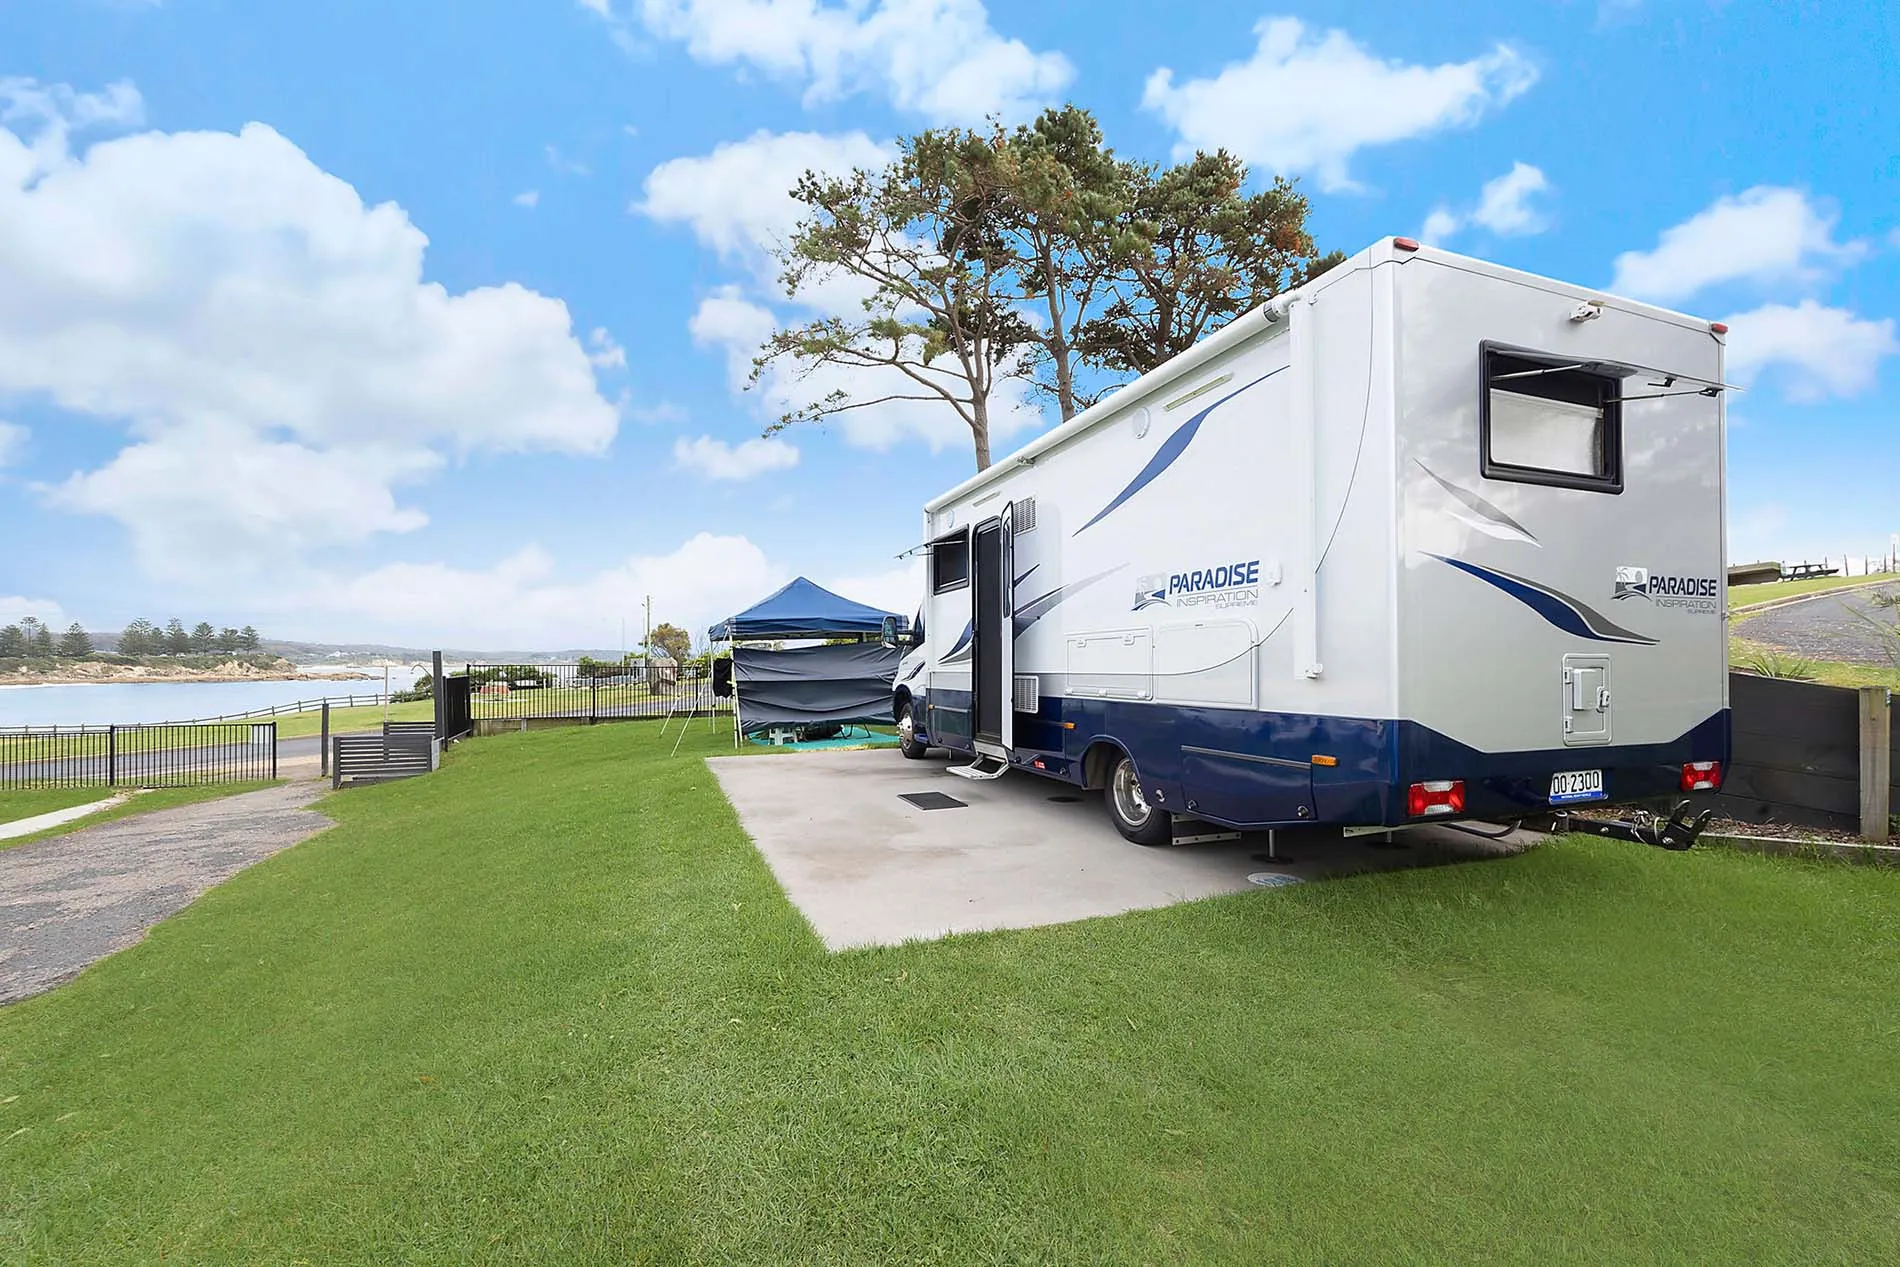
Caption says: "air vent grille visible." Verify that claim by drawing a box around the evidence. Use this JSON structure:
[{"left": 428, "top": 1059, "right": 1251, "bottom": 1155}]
[
  {"left": 1014, "top": 497, "right": 1037, "bottom": 533},
  {"left": 1013, "top": 674, "right": 1040, "bottom": 713}
]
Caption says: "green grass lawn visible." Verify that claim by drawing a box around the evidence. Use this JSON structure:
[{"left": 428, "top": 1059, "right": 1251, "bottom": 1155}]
[
  {"left": 1730, "top": 633, "right": 1900, "bottom": 690},
  {"left": 4, "top": 725, "right": 1898, "bottom": 1263},
  {"left": 268, "top": 699, "right": 436, "bottom": 740},
  {"left": 1730, "top": 572, "right": 1891, "bottom": 609},
  {"left": 0, "top": 787, "right": 115, "bottom": 825},
  {"left": 0, "top": 782, "right": 280, "bottom": 851}
]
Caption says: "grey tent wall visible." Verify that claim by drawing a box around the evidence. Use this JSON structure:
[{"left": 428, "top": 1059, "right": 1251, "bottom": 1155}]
[{"left": 732, "top": 643, "right": 900, "bottom": 731}]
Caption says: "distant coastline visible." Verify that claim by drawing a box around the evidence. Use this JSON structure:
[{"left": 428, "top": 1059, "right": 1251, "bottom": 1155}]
[{"left": 3, "top": 658, "right": 378, "bottom": 687}]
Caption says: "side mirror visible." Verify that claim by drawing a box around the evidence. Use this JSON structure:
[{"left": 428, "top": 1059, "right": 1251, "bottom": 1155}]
[{"left": 880, "top": 616, "right": 900, "bottom": 649}]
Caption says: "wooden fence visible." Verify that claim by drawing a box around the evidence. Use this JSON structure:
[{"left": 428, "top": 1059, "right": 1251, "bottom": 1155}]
[{"left": 1713, "top": 673, "right": 1895, "bottom": 837}]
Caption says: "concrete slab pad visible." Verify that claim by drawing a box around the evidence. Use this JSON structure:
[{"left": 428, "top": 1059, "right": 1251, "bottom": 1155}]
[{"left": 707, "top": 749, "right": 1535, "bottom": 950}]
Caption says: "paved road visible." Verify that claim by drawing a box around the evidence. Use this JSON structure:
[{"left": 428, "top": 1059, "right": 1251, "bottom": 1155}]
[
  {"left": 1741, "top": 584, "right": 1900, "bottom": 666},
  {"left": 0, "top": 733, "right": 327, "bottom": 786},
  {"left": 0, "top": 782, "right": 332, "bottom": 1004}
]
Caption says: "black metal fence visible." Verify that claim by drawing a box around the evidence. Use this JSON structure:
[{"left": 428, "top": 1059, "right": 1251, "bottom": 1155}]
[
  {"left": 0, "top": 723, "right": 278, "bottom": 791},
  {"left": 462, "top": 663, "right": 729, "bottom": 724}
]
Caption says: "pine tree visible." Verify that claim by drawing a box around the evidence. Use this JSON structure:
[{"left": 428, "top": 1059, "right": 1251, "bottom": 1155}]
[
  {"left": 30, "top": 623, "right": 54, "bottom": 656},
  {"left": 218, "top": 627, "right": 241, "bottom": 653},
  {"left": 121, "top": 619, "right": 158, "bottom": 656},
  {"left": 58, "top": 623, "right": 93, "bottom": 658},
  {"left": 190, "top": 621, "right": 216, "bottom": 652},
  {"left": 0, "top": 625, "right": 23, "bottom": 658},
  {"left": 239, "top": 625, "right": 261, "bottom": 651},
  {"left": 165, "top": 618, "right": 190, "bottom": 655}
]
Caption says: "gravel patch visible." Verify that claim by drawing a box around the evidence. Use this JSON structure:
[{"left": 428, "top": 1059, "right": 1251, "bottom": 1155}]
[
  {"left": 0, "top": 783, "right": 332, "bottom": 1004},
  {"left": 1738, "top": 585, "right": 1900, "bottom": 666}
]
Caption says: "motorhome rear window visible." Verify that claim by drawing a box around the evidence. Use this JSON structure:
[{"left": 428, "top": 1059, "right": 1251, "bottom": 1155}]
[
  {"left": 1480, "top": 344, "right": 1623, "bottom": 493},
  {"left": 931, "top": 531, "right": 969, "bottom": 593}
]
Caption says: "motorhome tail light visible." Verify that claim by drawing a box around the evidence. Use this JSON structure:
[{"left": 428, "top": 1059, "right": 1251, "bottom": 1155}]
[
  {"left": 1393, "top": 237, "right": 1420, "bottom": 252},
  {"left": 1709, "top": 321, "right": 1729, "bottom": 334},
  {"left": 1407, "top": 780, "right": 1465, "bottom": 817},
  {"left": 1681, "top": 761, "right": 1723, "bottom": 792},
  {"left": 1311, "top": 754, "right": 1339, "bottom": 767}
]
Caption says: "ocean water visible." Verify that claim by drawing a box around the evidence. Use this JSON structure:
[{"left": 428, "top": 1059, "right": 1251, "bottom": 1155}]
[{"left": 0, "top": 666, "right": 429, "bottom": 728}]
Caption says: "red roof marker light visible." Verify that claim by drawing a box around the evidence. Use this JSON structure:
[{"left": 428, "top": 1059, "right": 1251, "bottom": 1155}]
[
  {"left": 1710, "top": 321, "right": 1729, "bottom": 334},
  {"left": 1393, "top": 237, "right": 1421, "bottom": 252}
]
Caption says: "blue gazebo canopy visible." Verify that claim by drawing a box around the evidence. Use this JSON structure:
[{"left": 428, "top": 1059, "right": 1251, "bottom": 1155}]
[{"left": 708, "top": 576, "right": 905, "bottom": 642}]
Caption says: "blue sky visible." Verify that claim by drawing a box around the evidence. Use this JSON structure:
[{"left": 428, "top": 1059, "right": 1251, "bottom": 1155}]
[{"left": 0, "top": 0, "right": 1894, "bottom": 649}]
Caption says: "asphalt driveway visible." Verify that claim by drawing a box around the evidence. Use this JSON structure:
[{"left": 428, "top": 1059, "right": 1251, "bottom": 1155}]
[{"left": 0, "top": 783, "right": 332, "bottom": 1004}]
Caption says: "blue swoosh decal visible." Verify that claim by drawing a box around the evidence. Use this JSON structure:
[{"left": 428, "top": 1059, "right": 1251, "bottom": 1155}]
[
  {"left": 1075, "top": 367, "right": 1287, "bottom": 535},
  {"left": 1428, "top": 555, "right": 1657, "bottom": 645},
  {"left": 942, "top": 619, "right": 975, "bottom": 664},
  {"left": 1012, "top": 565, "right": 1125, "bottom": 636}
]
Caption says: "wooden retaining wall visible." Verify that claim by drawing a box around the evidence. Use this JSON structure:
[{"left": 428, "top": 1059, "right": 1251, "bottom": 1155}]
[{"left": 1714, "top": 673, "right": 1895, "bottom": 834}]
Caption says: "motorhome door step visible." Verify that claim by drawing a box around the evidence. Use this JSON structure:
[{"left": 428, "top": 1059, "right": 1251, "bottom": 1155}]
[
  {"left": 946, "top": 756, "right": 1008, "bottom": 781},
  {"left": 898, "top": 791, "right": 967, "bottom": 811}
]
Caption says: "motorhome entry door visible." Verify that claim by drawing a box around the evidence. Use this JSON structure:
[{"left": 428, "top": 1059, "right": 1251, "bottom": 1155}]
[{"left": 971, "top": 504, "right": 1014, "bottom": 756}]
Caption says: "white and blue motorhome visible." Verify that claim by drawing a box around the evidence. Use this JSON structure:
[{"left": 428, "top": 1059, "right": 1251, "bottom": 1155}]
[{"left": 892, "top": 238, "right": 1731, "bottom": 847}]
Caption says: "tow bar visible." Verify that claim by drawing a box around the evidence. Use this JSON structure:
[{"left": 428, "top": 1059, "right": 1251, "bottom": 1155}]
[{"left": 1553, "top": 799, "right": 1713, "bottom": 851}]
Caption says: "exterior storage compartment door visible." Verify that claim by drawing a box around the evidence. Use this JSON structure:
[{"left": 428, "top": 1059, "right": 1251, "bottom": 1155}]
[
  {"left": 1180, "top": 747, "right": 1313, "bottom": 826},
  {"left": 1562, "top": 653, "right": 1612, "bottom": 746}
]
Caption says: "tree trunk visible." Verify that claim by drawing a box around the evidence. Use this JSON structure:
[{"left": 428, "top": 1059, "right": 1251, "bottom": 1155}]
[{"left": 971, "top": 395, "right": 992, "bottom": 471}]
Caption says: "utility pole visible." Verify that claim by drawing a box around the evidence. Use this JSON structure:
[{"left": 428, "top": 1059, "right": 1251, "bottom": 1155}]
[{"left": 643, "top": 595, "right": 652, "bottom": 660}]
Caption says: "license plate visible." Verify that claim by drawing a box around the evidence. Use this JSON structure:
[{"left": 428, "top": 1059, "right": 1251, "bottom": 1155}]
[{"left": 1549, "top": 770, "right": 1605, "bottom": 804}]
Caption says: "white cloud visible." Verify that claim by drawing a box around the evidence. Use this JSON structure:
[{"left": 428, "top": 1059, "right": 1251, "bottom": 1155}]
[
  {"left": 1421, "top": 162, "right": 1550, "bottom": 242},
  {"left": 672, "top": 433, "right": 800, "bottom": 480},
  {"left": 1419, "top": 207, "right": 1459, "bottom": 244},
  {"left": 639, "top": 129, "right": 890, "bottom": 262},
  {"left": 1610, "top": 187, "right": 1867, "bottom": 303},
  {"left": 1720, "top": 300, "right": 1897, "bottom": 400},
  {"left": 610, "top": 0, "right": 1071, "bottom": 124},
  {"left": 587, "top": 327, "right": 627, "bottom": 371},
  {"left": 512, "top": 189, "right": 540, "bottom": 209},
  {"left": 544, "top": 143, "right": 591, "bottom": 176},
  {"left": 46, "top": 421, "right": 439, "bottom": 579},
  {"left": 0, "top": 596, "right": 65, "bottom": 628},
  {"left": 825, "top": 556, "right": 924, "bottom": 622},
  {"left": 688, "top": 289, "right": 1045, "bottom": 458},
  {"left": 628, "top": 400, "right": 688, "bottom": 424},
  {"left": 305, "top": 531, "right": 786, "bottom": 648},
  {"left": 296, "top": 528, "right": 921, "bottom": 649},
  {"left": 0, "top": 420, "right": 25, "bottom": 466},
  {"left": 1470, "top": 162, "right": 1550, "bottom": 235},
  {"left": 0, "top": 82, "right": 619, "bottom": 575},
  {"left": 1141, "top": 18, "right": 1536, "bottom": 191}
]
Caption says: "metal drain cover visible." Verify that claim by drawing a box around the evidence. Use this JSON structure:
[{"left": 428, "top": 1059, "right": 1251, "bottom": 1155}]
[
  {"left": 1247, "top": 872, "right": 1304, "bottom": 888},
  {"left": 899, "top": 791, "right": 967, "bottom": 811}
]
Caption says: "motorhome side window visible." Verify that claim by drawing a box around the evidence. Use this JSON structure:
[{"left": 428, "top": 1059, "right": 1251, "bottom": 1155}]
[
  {"left": 931, "top": 531, "right": 970, "bottom": 593},
  {"left": 1480, "top": 343, "right": 1624, "bottom": 493}
]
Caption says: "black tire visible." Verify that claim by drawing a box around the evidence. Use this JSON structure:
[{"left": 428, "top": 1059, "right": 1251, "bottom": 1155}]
[
  {"left": 897, "top": 700, "right": 930, "bottom": 760},
  {"left": 1105, "top": 753, "right": 1171, "bottom": 845}
]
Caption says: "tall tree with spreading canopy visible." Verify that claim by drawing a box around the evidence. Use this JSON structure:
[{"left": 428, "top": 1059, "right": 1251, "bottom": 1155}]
[
  {"left": 120, "top": 619, "right": 156, "bottom": 656},
  {"left": 59, "top": 623, "right": 92, "bottom": 658},
  {"left": 756, "top": 109, "right": 1341, "bottom": 471},
  {"left": 1078, "top": 150, "right": 1342, "bottom": 379},
  {"left": 646, "top": 622, "right": 692, "bottom": 664},
  {"left": 756, "top": 127, "right": 1036, "bottom": 472}
]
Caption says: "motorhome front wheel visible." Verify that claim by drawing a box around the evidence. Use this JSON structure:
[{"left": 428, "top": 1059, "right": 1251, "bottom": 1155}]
[{"left": 897, "top": 702, "right": 929, "bottom": 760}]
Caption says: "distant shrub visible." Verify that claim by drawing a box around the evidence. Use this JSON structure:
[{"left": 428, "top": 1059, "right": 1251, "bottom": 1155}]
[{"left": 1737, "top": 646, "right": 1819, "bottom": 681}]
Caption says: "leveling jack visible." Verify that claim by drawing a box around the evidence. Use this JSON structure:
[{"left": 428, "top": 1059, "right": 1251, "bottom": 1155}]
[{"left": 1553, "top": 800, "right": 1713, "bottom": 851}]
